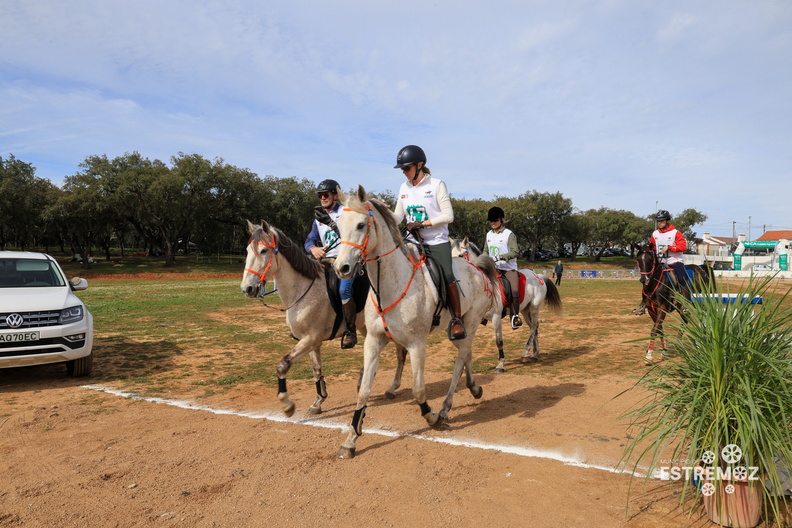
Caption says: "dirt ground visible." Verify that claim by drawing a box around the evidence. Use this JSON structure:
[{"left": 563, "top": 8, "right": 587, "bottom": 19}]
[
  {"left": 2, "top": 364, "right": 710, "bottom": 528},
  {"left": 4, "top": 271, "right": 782, "bottom": 528}
]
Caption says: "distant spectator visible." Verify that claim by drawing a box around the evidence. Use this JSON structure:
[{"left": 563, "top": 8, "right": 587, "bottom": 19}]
[{"left": 553, "top": 260, "right": 564, "bottom": 286}]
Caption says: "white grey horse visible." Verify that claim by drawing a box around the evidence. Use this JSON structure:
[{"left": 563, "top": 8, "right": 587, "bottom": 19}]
[
  {"left": 450, "top": 237, "right": 562, "bottom": 371},
  {"left": 241, "top": 220, "right": 409, "bottom": 416},
  {"left": 332, "top": 187, "right": 500, "bottom": 458}
]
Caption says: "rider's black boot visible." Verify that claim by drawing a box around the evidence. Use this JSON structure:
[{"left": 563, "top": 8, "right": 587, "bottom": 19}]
[{"left": 341, "top": 300, "right": 358, "bottom": 349}]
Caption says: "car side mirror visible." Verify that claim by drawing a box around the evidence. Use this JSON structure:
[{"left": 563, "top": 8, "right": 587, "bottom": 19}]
[{"left": 70, "top": 277, "right": 89, "bottom": 291}]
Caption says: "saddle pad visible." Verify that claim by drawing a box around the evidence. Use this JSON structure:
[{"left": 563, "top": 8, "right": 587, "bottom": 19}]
[{"left": 498, "top": 272, "right": 528, "bottom": 307}]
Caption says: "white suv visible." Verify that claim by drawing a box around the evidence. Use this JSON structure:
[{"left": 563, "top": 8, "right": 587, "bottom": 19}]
[{"left": 0, "top": 251, "right": 94, "bottom": 376}]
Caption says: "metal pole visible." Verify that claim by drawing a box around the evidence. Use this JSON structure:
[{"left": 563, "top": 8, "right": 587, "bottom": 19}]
[
  {"left": 748, "top": 216, "right": 752, "bottom": 241},
  {"left": 655, "top": 201, "right": 658, "bottom": 229}
]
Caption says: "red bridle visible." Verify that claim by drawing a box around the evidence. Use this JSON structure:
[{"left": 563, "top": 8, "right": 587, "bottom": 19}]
[
  {"left": 340, "top": 203, "right": 399, "bottom": 262},
  {"left": 638, "top": 251, "right": 671, "bottom": 307},
  {"left": 244, "top": 234, "right": 279, "bottom": 283}
]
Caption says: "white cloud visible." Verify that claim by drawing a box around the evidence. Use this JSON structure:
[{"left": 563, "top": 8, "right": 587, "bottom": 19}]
[{"left": 1, "top": 0, "right": 791, "bottom": 234}]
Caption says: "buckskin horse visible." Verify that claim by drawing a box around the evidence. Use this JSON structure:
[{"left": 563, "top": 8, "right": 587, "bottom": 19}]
[
  {"left": 636, "top": 244, "right": 715, "bottom": 364},
  {"left": 332, "top": 187, "right": 499, "bottom": 458},
  {"left": 450, "top": 237, "right": 562, "bottom": 371}
]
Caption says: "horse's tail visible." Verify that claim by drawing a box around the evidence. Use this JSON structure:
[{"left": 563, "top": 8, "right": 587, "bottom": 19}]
[
  {"left": 470, "top": 254, "right": 499, "bottom": 296},
  {"left": 543, "top": 275, "right": 563, "bottom": 314},
  {"left": 692, "top": 259, "right": 717, "bottom": 290},
  {"left": 704, "top": 261, "right": 716, "bottom": 289}
]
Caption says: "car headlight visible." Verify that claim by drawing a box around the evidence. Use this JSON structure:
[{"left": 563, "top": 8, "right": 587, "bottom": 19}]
[{"left": 60, "top": 306, "right": 84, "bottom": 324}]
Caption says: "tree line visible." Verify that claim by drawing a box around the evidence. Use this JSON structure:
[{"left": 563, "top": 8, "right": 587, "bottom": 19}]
[{"left": 1, "top": 152, "right": 707, "bottom": 269}]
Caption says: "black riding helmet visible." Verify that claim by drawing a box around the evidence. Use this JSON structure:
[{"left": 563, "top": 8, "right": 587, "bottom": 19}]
[
  {"left": 655, "top": 209, "right": 671, "bottom": 222},
  {"left": 316, "top": 179, "right": 340, "bottom": 194},
  {"left": 487, "top": 206, "right": 505, "bottom": 222},
  {"left": 394, "top": 145, "right": 427, "bottom": 169}
]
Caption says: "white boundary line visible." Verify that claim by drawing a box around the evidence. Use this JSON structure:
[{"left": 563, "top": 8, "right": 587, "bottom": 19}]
[{"left": 84, "top": 384, "right": 644, "bottom": 477}]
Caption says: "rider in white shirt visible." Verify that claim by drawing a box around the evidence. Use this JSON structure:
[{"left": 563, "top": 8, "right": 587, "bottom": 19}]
[
  {"left": 392, "top": 145, "right": 466, "bottom": 341},
  {"left": 632, "top": 209, "right": 690, "bottom": 315},
  {"left": 483, "top": 207, "right": 523, "bottom": 329}
]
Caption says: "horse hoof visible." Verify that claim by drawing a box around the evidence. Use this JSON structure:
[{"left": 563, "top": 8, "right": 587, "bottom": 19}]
[
  {"left": 471, "top": 386, "right": 483, "bottom": 399},
  {"left": 384, "top": 390, "right": 396, "bottom": 400},
  {"left": 337, "top": 447, "right": 356, "bottom": 459},
  {"left": 423, "top": 411, "right": 440, "bottom": 426},
  {"left": 282, "top": 402, "right": 296, "bottom": 417},
  {"left": 432, "top": 415, "right": 449, "bottom": 429},
  {"left": 495, "top": 367, "right": 505, "bottom": 374},
  {"left": 306, "top": 406, "right": 322, "bottom": 415}
]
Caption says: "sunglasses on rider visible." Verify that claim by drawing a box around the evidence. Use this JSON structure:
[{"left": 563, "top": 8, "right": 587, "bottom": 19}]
[
  {"left": 318, "top": 192, "right": 335, "bottom": 199},
  {"left": 401, "top": 164, "right": 414, "bottom": 172}
]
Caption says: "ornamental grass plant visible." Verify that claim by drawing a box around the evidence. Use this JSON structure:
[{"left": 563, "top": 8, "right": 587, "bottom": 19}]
[{"left": 619, "top": 276, "right": 792, "bottom": 525}]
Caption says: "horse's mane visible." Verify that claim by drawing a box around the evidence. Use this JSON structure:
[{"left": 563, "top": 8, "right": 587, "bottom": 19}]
[
  {"left": 467, "top": 240, "right": 482, "bottom": 256},
  {"left": 251, "top": 224, "right": 322, "bottom": 279}
]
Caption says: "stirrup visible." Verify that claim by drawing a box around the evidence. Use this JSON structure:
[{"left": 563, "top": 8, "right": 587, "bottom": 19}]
[
  {"left": 511, "top": 315, "right": 522, "bottom": 329},
  {"left": 448, "top": 318, "right": 467, "bottom": 341}
]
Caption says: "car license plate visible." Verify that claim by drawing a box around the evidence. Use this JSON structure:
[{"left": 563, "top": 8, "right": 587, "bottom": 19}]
[{"left": 0, "top": 331, "right": 40, "bottom": 342}]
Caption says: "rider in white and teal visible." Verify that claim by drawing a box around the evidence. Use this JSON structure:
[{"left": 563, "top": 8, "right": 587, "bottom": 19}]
[
  {"left": 483, "top": 206, "right": 523, "bottom": 329},
  {"left": 304, "top": 179, "right": 358, "bottom": 348},
  {"left": 393, "top": 145, "right": 466, "bottom": 341}
]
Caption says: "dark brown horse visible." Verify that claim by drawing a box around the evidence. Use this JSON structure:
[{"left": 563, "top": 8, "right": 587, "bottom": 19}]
[{"left": 636, "top": 245, "right": 715, "bottom": 364}]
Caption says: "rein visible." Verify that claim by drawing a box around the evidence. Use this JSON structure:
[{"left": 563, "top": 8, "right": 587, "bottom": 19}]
[{"left": 638, "top": 252, "right": 672, "bottom": 311}]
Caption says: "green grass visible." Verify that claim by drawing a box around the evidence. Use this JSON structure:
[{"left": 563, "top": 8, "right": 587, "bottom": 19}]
[{"left": 75, "top": 274, "right": 792, "bottom": 403}]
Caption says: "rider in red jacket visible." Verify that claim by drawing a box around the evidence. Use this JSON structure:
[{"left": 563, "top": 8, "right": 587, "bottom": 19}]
[{"left": 632, "top": 210, "right": 690, "bottom": 315}]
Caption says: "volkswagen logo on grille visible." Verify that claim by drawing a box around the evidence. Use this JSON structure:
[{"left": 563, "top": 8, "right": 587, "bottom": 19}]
[{"left": 6, "top": 313, "right": 24, "bottom": 329}]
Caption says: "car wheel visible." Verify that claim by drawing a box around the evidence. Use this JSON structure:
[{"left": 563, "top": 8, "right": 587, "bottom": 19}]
[{"left": 66, "top": 353, "right": 93, "bottom": 377}]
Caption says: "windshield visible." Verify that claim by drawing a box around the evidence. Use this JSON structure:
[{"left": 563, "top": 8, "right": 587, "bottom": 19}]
[{"left": 0, "top": 258, "right": 67, "bottom": 288}]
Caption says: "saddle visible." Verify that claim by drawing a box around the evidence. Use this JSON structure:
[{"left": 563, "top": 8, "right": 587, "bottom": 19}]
[
  {"left": 496, "top": 272, "right": 527, "bottom": 317},
  {"left": 659, "top": 263, "right": 695, "bottom": 290},
  {"left": 322, "top": 261, "right": 369, "bottom": 339}
]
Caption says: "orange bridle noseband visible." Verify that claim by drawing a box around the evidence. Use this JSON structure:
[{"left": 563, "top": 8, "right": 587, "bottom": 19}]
[{"left": 244, "top": 235, "right": 279, "bottom": 283}]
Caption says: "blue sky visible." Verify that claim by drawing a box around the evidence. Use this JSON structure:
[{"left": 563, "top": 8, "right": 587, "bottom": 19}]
[{"left": 2, "top": 0, "right": 790, "bottom": 239}]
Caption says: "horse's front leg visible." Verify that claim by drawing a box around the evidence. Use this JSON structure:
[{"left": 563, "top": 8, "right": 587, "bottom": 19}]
[
  {"left": 306, "top": 348, "right": 327, "bottom": 415},
  {"left": 385, "top": 344, "right": 408, "bottom": 399},
  {"left": 492, "top": 314, "right": 506, "bottom": 373},
  {"left": 338, "top": 332, "right": 388, "bottom": 459},
  {"left": 644, "top": 311, "right": 664, "bottom": 365},
  {"left": 276, "top": 338, "right": 318, "bottom": 417}
]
